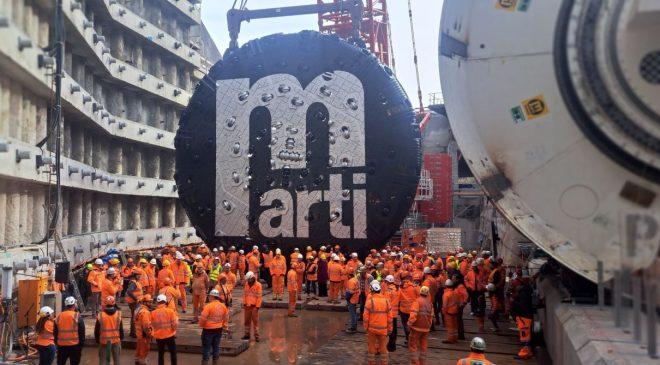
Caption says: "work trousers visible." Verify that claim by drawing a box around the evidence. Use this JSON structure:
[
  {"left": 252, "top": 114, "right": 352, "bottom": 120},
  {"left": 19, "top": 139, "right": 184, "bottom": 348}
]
[
  {"left": 156, "top": 336, "right": 177, "bottom": 365},
  {"left": 347, "top": 303, "right": 358, "bottom": 330},
  {"left": 193, "top": 293, "right": 207, "bottom": 319},
  {"left": 121, "top": 279, "right": 129, "bottom": 297},
  {"left": 444, "top": 313, "right": 458, "bottom": 343},
  {"left": 387, "top": 318, "right": 397, "bottom": 352},
  {"left": 329, "top": 281, "right": 341, "bottom": 302},
  {"left": 469, "top": 290, "right": 486, "bottom": 316},
  {"left": 243, "top": 305, "right": 260, "bottom": 339},
  {"left": 128, "top": 303, "right": 137, "bottom": 337},
  {"left": 201, "top": 328, "right": 223, "bottom": 361},
  {"left": 38, "top": 344, "right": 56, "bottom": 365},
  {"left": 366, "top": 332, "right": 388, "bottom": 365},
  {"left": 272, "top": 275, "right": 284, "bottom": 296},
  {"left": 434, "top": 289, "right": 443, "bottom": 325},
  {"left": 135, "top": 337, "right": 150, "bottom": 364},
  {"left": 516, "top": 316, "right": 534, "bottom": 359},
  {"left": 457, "top": 306, "right": 466, "bottom": 340},
  {"left": 408, "top": 329, "right": 429, "bottom": 365},
  {"left": 57, "top": 344, "right": 81, "bottom": 365},
  {"left": 178, "top": 283, "right": 187, "bottom": 311},
  {"left": 88, "top": 292, "right": 101, "bottom": 316},
  {"left": 318, "top": 282, "right": 328, "bottom": 297},
  {"left": 288, "top": 290, "right": 297, "bottom": 315},
  {"left": 97, "top": 343, "right": 120, "bottom": 365},
  {"left": 399, "top": 312, "right": 411, "bottom": 341},
  {"left": 359, "top": 292, "right": 367, "bottom": 319},
  {"left": 306, "top": 280, "right": 317, "bottom": 296}
]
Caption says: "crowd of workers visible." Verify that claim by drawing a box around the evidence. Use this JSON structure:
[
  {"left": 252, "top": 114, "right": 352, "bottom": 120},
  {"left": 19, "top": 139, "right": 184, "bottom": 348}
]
[{"left": 31, "top": 243, "right": 536, "bottom": 365}]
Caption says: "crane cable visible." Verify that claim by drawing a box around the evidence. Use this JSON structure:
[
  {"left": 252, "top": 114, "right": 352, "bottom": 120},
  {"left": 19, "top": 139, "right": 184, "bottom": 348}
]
[{"left": 407, "top": 0, "right": 424, "bottom": 113}]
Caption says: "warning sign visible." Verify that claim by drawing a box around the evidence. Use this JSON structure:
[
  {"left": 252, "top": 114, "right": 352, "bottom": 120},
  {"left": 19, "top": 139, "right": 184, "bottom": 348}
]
[{"left": 521, "top": 94, "right": 549, "bottom": 120}]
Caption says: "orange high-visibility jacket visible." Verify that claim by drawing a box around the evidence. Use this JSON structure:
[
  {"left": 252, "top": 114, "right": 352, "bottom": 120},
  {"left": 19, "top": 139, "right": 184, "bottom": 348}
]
[
  {"left": 171, "top": 261, "right": 190, "bottom": 285},
  {"left": 442, "top": 288, "right": 460, "bottom": 315},
  {"left": 286, "top": 269, "right": 298, "bottom": 292},
  {"left": 229, "top": 252, "right": 239, "bottom": 270},
  {"left": 408, "top": 296, "right": 434, "bottom": 332},
  {"left": 328, "top": 261, "right": 343, "bottom": 282},
  {"left": 150, "top": 304, "right": 178, "bottom": 339},
  {"left": 55, "top": 310, "right": 80, "bottom": 346},
  {"left": 125, "top": 279, "right": 143, "bottom": 304},
  {"left": 199, "top": 300, "right": 228, "bottom": 330},
  {"left": 347, "top": 277, "right": 360, "bottom": 304},
  {"left": 248, "top": 254, "right": 260, "bottom": 273},
  {"left": 98, "top": 311, "right": 121, "bottom": 344},
  {"left": 398, "top": 282, "right": 420, "bottom": 314},
  {"left": 455, "top": 284, "right": 468, "bottom": 305},
  {"left": 36, "top": 319, "right": 55, "bottom": 346},
  {"left": 157, "top": 268, "right": 175, "bottom": 288},
  {"left": 87, "top": 269, "right": 104, "bottom": 293},
  {"left": 121, "top": 265, "right": 133, "bottom": 278},
  {"left": 386, "top": 286, "right": 400, "bottom": 317},
  {"left": 423, "top": 276, "right": 439, "bottom": 299},
  {"left": 456, "top": 353, "right": 495, "bottom": 365},
  {"left": 363, "top": 293, "right": 392, "bottom": 336},
  {"left": 306, "top": 262, "right": 318, "bottom": 281},
  {"left": 243, "top": 281, "right": 263, "bottom": 308},
  {"left": 270, "top": 256, "right": 287, "bottom": 276},
  {"left": 101, "top": 277, "right": 120, "bottom": 301},
  {"left": 134, "top": 305, "right": 152, "bottom": 339},
  {"left": 159, "top": 285, "right": 181, "bottom": 312},
  {"left": 262, "top": 251, "right": 273, "bottom": 269}
]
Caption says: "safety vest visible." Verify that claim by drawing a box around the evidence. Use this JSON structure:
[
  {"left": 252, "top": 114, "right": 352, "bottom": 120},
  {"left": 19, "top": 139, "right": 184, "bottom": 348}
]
[
  {"left": 409, "top": 296, "right": 434, "bottom": 332},
  {"left": 387, "top": 286, "right": 400, "bottom": 317},
  {"left": 457, "top": 353, "right": 494, "bottom": 365},
  {"left": 171, "top": 261, "right": 189, "bottom": 284},
  {"left": 347, "top": 277, "right": 360, "bottom": 304},
  {"left": 364, "top": 294, "right": 391, "bottom": 336},
  {"left": 328, "top": 262, "right": 343, "bottom": 282},
  {"left": 286, "top": 270, "right": 298, "bottom": 292},
  {"left": 98, "top": 311, "right": 121, "bottom": 344},
  {"left": 134, "top": 305, "right": 152, "bottom": 340},
  {"left": 243, "top": 282, "right": 262, "bottom": 307},
  {"left": 270, "top": 256, "right": 286, "bottom": 276},
  {"left": 199, "top": 301, "right": 228, "bottom": 330},
  {"left": 209, "top": 264, "right": 221, "bottom": 281},
  {"left": 126, "top": 280, "right": 143, "bottom": 304},
  {"left": 306, "top": 262, "right": 317, "bottom": 281},
  {"left": 442, "top": 288, "right": 460, "bottom": 315},
  {"left": 151, "top": 305, "right": 177, "bottom": 339},
  {"left": 398, "top": 282, "right": 419, "bottom": 314},
  {"left": 55, "top": 310, "right": 80, "bottom": 346},
  {"left": 36, "top": 319, "right": 55, "bottom": 346}
]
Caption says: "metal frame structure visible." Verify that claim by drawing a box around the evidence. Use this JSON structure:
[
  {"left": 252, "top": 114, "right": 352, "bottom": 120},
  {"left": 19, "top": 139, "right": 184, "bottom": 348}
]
[{"left": 316, "top": 0, "right": 391, "bottom": 66}]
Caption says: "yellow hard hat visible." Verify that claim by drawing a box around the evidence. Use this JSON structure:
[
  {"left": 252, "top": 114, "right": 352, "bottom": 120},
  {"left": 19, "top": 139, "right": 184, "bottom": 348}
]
[
  {"left": 420, "top": 286, "right": 430, "bottom": 296},
  {"left": 162, "top": 260, "right": 170, "bottom": 267},
  {"left": 447, "top": 261, "right": 457, "bottom": 270}
]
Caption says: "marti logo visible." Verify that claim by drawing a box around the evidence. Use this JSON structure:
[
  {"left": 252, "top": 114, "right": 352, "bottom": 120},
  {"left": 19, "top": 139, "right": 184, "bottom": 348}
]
[{"left": 215, "top": 71, "right": 367, "bottom": 240}]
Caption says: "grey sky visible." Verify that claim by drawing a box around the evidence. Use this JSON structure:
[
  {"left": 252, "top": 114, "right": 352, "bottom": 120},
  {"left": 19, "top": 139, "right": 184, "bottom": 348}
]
[{"left": 201, "top": 0, "right": 444, "bottom": 109}]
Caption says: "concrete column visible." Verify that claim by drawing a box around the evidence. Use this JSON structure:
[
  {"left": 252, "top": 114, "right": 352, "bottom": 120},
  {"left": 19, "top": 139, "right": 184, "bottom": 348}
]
[
  {"left": 38, "top": 13, "right": 49, "bottom": 48},
  {"left": 91, "top": 193, "right": 101, "bottom": 232},
  {"left": 175, "top": 202, "right": 189, "bottom": 227},
  {"left": 151, "top": 1, "right": 162, "bottom": 28},
  {"left": 126, "top": 92, "right": 142, "bottom": 123},
  {"left": 1, "top": 0, "right": 13, "bottom": 22},
  {"left": 163, "top": 199, "right": 176, "bottom": 228},
  {"left": 36, "top": 100, "right": 47, "bottom": 143},
  {"left": 129, "top": 146, "right": 142, "bottom": 177},
  {"left": 68, "top": 191, "right": 82, "bottom": 235},
  {"left": 83, "top": 131, "right": 93, "bottom": 166},
  {"left": 109, "top": 31, "right": 125, "bottom": 61},
  {"left": 84, "top": 67, "right": 94, "bottom": 93},
  {"left": 9, "top": 81, "right": 22, "bottom": 140},
  {"left": 145, "top": 150, "right": 160, "bottom": 178},
  {"left": 160, "top": 151, "right": 175, "bottom": 180},
  {"left": 167, "top": 63, "right": 178, "bottom": 86},
  {"left": 139, "top": 197, "right": 148, "bottom": 228},
  {"left": 19, "top": 189, "right": 29, "bottom": 243},
  {"left": 93, "top": 138, "right": 108, "bottom": 171},
  {"left": 127, "top": 198, "right": 141, "bottom": 229},
  {"left": 134, "top": 44, "right": 143, "bottom": 71},
  {"left": 5, "top": 182, "right": 20, "bottom": 246},
  {"left": 0, "top": 181, "right": 6, "bottom": 244},
  {"left": 32, "top": 187, "right": 46, "bottom": 241},
  {"left": 0, "top": 75, "right": 8, "bottom": 137},
  {"left": 109, "top": 144, "right": 123, "bottom": 174},
  {"left": 71, "top": 128, "right": 84, "bottom": 161},
  {"left": 62, "top": 120, "right": 72, "bottom": 158},
  {"left": 151, "top": 55, "right": 162, "bottom": 81},
  {"left": 20, "top": 90, "right": 31, "bottom": 143},
  {"left": 107, "top": 89, "right": 126, "bottom": 118},
  {"left": 72, "top": 56, "right": 86, "bottom": 88},
  {"left": 64, "top": 48, "right": 73, "bottom": 76},
  {"left": 60, "top": 189, "right": 69, "bottom": 237},
  {"left": 98, "top": 196, "right": 109, "bottom": 232},
  {"left": 148, "top": 198, "right": 159, "bottom": 228},
  {"left": 110, "top": 198, "right": 122, "bottom": 231},
  {"left": 82, "top": 191, "right": 92, "bottom": 233},
  {"left": 12, "top": 0, "right": 24, "bottom": 31},
  {"left": 93, "top": 77, "right": 104, "bottom": 107},
  {"left": 180, "top": 68, "right": 190, "bottom": 91}
]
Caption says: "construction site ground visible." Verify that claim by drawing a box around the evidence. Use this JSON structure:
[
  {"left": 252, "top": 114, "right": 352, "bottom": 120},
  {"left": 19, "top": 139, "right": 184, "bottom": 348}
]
[{"left": 77, "top": 286, "right": 544, "bottom": 364}]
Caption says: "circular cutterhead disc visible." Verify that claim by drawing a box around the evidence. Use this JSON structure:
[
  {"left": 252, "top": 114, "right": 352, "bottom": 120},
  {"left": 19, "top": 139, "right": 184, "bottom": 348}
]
[{"left": 175, "top": 31, "right": 420, "bottom": 252}]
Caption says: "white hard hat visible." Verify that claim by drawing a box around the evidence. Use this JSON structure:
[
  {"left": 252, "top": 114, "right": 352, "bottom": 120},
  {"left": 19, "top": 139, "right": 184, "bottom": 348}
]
[
  {"left": 471, "top": 261, "right": 479, "bottom": 267},
  {"left": 156, "top": 294, "right": 168, "bottom": 303},
  {"left": 196, "top": 254, "right": 202, "bottom": 260},
  {"left": 239, "top": 249, "right": 245, "bottom": 254},
  {"left": 294, "top": 247, "right": 299, "bottom": 251},
  {"left": 486, "top": 283, "right": 496, "bottom": 292},
  {"left": 150, "top": 259, "right": 157, "bottom": 265},
  {"left": 390, "top": 253, "right": 397, "bottom": 258},
  {"left": 230, "top": 246, "right": 236, "bottom": 250},
  {"left": 200, "top": 243, "right": 207, "bottom": 247},
  {"left": 385, "top": 275, "right": 395, "bottom": 283},
  {"left": 219, "top": 247, "right": 224, "bottom": 251},
  {"left": 64, "top": 296, "right": 76, "bottom": 306},
  {"left": 276, "top": 248, "right": 282, "bottom": 255},
  {"left": 320, "top": 246, "right": 326, "bottom": 250},
  {"left": 445, "top": 279, "right": 454, "bottom": 287},
  {"left": 223, "top": 263, "right": 231, "bottom": 269},
  {"left": 107, "top": 267, "right": 116, "bottom": 275},
  {"left": 39, "top": 306, "right": 54, "bottom": 317},
  {"left": 94, "top": 259, "right": 103, "bottom": 265},
  {"left": 332, "top": 254, "right": 339, "bottom": 261},
  {"left": 476, "top": 258, "right": 485, "bottom": 264},
  {"left": 252, "top": 245, "right": 258, "bottom": 251},
  {"left": 423, "top": 267, "right": 431, "bottom": 274},
  {"left": 381, "top": 250, "right": 387, "bottom": 254},
  {"left": 176, "top": 252, "right": 185, "bottom": 260},
  {"left": 213, "top": 248, "right": 218, "bottom": 252},
  {"left": 351, "top": 253, "right": 358, "bottom": 258},
  {"left": 209, "top": 289, "right": 220, "bottom": 297},
  {"left": 471, "top": 337, "right": 487, "bottom": 351},
  {"left": 370, "top": 281, "right": 381, "bottom": 292},
  {"left": 298, "top": 254, "right": 303, "bottom": 259},
  {"left": 245, "top": 271, "right": 255, "bottom": 280}
]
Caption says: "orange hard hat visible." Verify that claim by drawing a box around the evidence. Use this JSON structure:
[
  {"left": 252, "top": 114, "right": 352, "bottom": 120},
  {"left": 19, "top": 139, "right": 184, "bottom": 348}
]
[{"left": 127, "top": 258, "right": 134, "bottom": 263}]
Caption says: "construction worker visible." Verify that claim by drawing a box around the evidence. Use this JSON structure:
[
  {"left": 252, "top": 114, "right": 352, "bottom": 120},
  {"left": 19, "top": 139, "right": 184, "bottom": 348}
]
[
  {"left": 487, "top": 259, "right": 506, "bottom": 331},
  {"left": 363, "top": 281, "right": 392, "bottom": 365},
  {"left": 54, "top": 297, "right": 84, "bottom": 365},
  {"left": 465, "top": 261, "right": 487, "bottom": 331},
  {"left": 511, "top": 276, "right": 535, "bottom": 360},
  {"left": 157, "top": 260, "right": 175, "bottom": 289},
  {"left": 199, "top": 289, "right": 229, "bottom": 365},
  {"left": 192, "top": 265, "right": 210, "bottom": 322},
  {"left": 151, "top": 294, "right": 179, "bottom": 365},
  {"left": 94, "top": 296, "right": 123, "bottom": 365},
  {"left": 456, "top": 337, "right": 494, "bottom": 365},
  {"left": 228, "top": 246, "right": 239, "bottom": 279},
  {"left": 442, "top": 279, "right": 460, "bottom": 344},
  {"left": 121, "top": 258, "right": 135, "bottom": 297},
  {"left": 125, "top": 269, "right": 144, "bottom": 338},
  {"left": 398, "top": 271, "right": 419, "bottom": 344},
  {"left": 293, "top": 253, "right": 306, "bottom": 300},
  {"left": 159, "top": 278, "right": 181, "bottom": 312},
  {"left": 242, "top": 271, "right": 262, "bottom": 341},
  {"left": 345, "top": 268, "right": 361, "bottom": 333},
  {"left": 171, "top": 252, "right": 191, "bottom": 313},
  {"left": 408, "top": 286, "right": 434, "bottom": 365},
  {"left": 328, "top": 255, "right": 343, "bottom": 303},
  {"left": 237, "top": 250, "right": 247, "bottom": 281},
  {"left": 208, "top": 256, "right": 222, "bottom": 287},
  {"left": 134, "top": 294, "right": 153, "bottom": 365},
  {"left": 87, "top": 259, "right": 105, "bottom": 317},
  {"left": 223, "top": 263, "right": 237, "bottom": 292},
  {"left": 247, "top": 247, "right": 261, "bottom": 280},
  {"left": 146, "top": 259, "right": 157, "bottom": 296},
  {"left": 270, "top": 248, "right": 287, "bottom": 301},
  {"left": 452, "top": 273, "right": 469, "bottom": 340},
  {"left": 215, "top": 273, "right": 233, "bottom": 307},
  {"left": 286, "top": 265, "right": 298, "bottom": 317},
  {"left": 101, "top": 268, "right": 121, "bottom": 305},
  {"left": 305, "top": 255, "right": 318, "bottom": 299},
  {"left": 36, "top": 306, "right": 56, "bottom": 365},
  {"left": 383, "top": 275, "right": 399, "bottom": 352}
]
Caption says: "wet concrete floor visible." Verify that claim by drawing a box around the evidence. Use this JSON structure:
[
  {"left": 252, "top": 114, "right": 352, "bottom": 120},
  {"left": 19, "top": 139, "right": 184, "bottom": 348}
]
[{"left": 80, "top": 308, "right": 346, "bottom": 364}]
